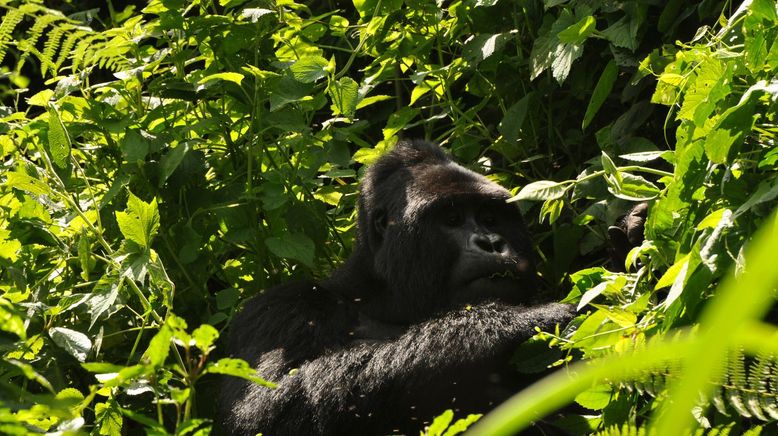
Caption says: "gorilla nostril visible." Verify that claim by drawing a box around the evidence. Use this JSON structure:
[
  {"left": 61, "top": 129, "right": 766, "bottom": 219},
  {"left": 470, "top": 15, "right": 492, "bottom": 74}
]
[
  {"left": 473, "top": 234, "right": 494, "bottom": 252},
  {"left": 492, "top": 237, "right": 508, "bottom": 254}
]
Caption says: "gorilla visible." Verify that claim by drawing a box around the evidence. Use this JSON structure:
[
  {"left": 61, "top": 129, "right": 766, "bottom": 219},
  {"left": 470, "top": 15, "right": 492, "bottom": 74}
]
[{"left": 218, "top": 140, "right": 578, "bottom": 435}]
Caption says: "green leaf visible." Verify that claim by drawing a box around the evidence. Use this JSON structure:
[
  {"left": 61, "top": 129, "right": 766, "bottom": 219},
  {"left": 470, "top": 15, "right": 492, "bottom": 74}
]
[
  {"left": 750, "top": 0, "right": 778, "bottom": 21},
  {"left": 678, "top": 59, "right": 730, "bottom": 126},
  {"left": 115, "top": 192, "right": 160, "bottom": 249},
  {"left": 382, "top": 107, "right": 420, "bottom": 140},
  {"left": 46, "top": 105, "right": 71, "bottom": 169},
  {"left": 27, "top": 89, "right": 54, "bottom": 107},
  {"left": 463, "top": 33, "right": 508, "bottom": 63},
  {"left": 204, "top": 358, "right": 276, "bottom": 387},
  {"left": 498, "top": 94, "right": 531, "bottom": 144},
  {"left": 159, "top": 141, "right": 191, "bottom": 185},
  {"left": 49, "top": 327, "right": 92, "bottom": 362},
  {"left": 539, "top": 197, "right": 564, "bottom": 224},
  {"left": 582, "top": 60, "right": 617, "bottom": 129},
  {"left": 551, "top": 42, "right": 583, "bottom": 84},
  {"left": 557, "top": 16, "right": 596, "bottom": 44},
  {"left": 328, "top": 76, "right": 359, "bottom": 118},
  {"left": 290, "top": 56, "right": 330, "bottom": 83},
  {"left": 192, "top": 324, "right": 219, "bottom": 353},
  {"left": 86, "top": 281, "right": 120, "bottom": 330},
  {"left": 4, "top": 171, "right": 52, "bottom": 196},
  {"left": 443, "top": 414, "right": 482, "bottom": 436},
  {"left": 0, "top": 298, "right": 26, "bottom": 339},
  {"left": 265, "top": 233, "right": 315, "bottom": 268},
  {"left": 198, "top": 72, "right": 244, "bottom": 85},
  {"left": 610, "top": 173, "right": 660, "bottom": 201},
  {"left": 509, "top": 180, "right": 568, "bottom": 202},
  {"left": 95, "top": 401, "right": 123, "bottom": 436},
  {"left": 428, "top": 410, "right": 454, "bottom": 436},
  {"left": 0, "top": 229, "right": 21, "bottom": 262},
  {"left": 574, "top": 384, "right": 612, "bottom": 410},
  {"left": 141, "top": 324, "right": 172, "bottom": 367},
  {"left": 601, "top": 16, "right": 639, "bottom": 51}
]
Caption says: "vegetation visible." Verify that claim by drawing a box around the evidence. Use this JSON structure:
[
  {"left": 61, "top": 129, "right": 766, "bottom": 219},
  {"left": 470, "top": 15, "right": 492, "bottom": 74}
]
[{"left": 0, "top": 0, "right": 775, "bottom": 434}]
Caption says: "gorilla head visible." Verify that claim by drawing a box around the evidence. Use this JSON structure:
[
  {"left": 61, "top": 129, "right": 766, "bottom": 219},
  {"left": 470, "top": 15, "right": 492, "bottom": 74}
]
[{"left": 326, "top": 140, "right": 537, "bottom": 324}]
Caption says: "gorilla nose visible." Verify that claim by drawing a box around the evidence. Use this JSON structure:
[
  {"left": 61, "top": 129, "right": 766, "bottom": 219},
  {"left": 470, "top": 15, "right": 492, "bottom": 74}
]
[{"left": 470, "top": 233, "right": 508, "bottom": 255}]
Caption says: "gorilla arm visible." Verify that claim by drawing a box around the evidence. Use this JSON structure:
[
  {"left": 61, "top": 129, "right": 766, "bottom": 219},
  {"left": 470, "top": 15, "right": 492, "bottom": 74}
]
[{"left": 222, "top": 286, "right": 575, "bottom": 436}]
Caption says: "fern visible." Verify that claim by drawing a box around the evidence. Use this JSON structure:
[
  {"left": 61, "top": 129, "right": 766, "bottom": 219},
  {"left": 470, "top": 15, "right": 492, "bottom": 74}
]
[
  {"left": 595, "top": 423, "right": 647, "bottom": 436},
  {"left": 40, "top": 24, "right": 67, "bottom": 77},
  {"left": 0, "top": 4, "right": 98, "bottom": 77},
  {"left": 620, "top": 353, "right": 778, "bottom": 424},
  {"left": 54, "top": 29, "right": 84, "bottom": 73},
  {"left": 0, "top": 8, "right": 24, "bottom": 65}
]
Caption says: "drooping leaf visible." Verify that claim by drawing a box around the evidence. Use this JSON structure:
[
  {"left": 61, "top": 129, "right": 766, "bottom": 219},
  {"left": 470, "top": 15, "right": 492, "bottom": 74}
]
[
  {"left": 204, "top": 358, "right": 276, "bottom": 387},
  {"left": 328, "top": 77, "right": 359, "bottom": 118},
  {"left": 290, "top": 56, "right": 330, "bottom": 83},
  {"left": 49, "top": 327, "right": 92, "bottom": 362},
  {"left": 265, "top": 233, "right": 315, "bottom": 268},
  {"left": 509, "top": 180, "right": 568, "bottom": 202},
  {"left": 582, "top": 60, "right": 618, "bottom": 129},
  {"left": 46, "top": 105, "right": 71, "bottom": 169}
]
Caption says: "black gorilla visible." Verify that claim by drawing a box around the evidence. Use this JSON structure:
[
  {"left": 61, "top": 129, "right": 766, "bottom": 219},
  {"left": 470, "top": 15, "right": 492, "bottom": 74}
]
[{"left": 218, "top": 140, "right": 577, "bottom": 435}]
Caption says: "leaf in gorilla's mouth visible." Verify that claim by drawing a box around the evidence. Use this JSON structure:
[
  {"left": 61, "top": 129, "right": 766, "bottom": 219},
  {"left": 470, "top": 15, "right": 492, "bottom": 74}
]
[{"left": 487, "top": 270, "right": 518, "bottom": 280}]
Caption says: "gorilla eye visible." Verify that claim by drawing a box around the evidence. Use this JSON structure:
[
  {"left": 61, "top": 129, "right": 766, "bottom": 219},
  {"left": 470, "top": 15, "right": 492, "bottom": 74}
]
[{"left": 443, "top": 209, "right": 465, "bottom": 227}]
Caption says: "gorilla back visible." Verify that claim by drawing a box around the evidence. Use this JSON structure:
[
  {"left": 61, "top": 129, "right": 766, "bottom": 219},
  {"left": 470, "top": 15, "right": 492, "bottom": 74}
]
[{"left": 218, "top": 140, "right": 575, "bottom": 435}]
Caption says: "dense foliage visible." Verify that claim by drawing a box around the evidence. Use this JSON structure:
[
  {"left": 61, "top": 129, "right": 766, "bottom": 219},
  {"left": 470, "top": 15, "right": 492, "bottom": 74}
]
[{"left": 0, "top": 0, "right": 776, "bottom": 434}]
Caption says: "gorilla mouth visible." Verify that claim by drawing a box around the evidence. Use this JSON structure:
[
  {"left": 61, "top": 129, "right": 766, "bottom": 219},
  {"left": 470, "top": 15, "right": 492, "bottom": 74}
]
[{"left": 487, "top": 270, "right": 519, "bottom": 280}]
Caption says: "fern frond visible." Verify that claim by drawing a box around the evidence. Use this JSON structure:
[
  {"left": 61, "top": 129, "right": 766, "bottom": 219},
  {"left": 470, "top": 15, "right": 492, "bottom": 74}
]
[
  {"left": 40, "top": 24, "right": 66, "bottom": 76},
  {"left": 0, "top": 8, "right": 25, "bottom": 65},
  {"left": 54, "top": 29, "right": 84, "bottom": 73},
  {"left": 595, "top": 423, "right": 646, "bottom": 436}
]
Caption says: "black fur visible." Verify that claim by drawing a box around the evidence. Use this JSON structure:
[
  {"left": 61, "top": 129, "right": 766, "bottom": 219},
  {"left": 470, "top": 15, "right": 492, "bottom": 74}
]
[{"left": 218, "top": 140, "right": 576, "bottom": 435}]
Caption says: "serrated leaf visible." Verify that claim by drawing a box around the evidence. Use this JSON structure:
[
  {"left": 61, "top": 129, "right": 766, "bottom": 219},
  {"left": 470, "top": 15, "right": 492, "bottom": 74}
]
[
  {"left": 574, "top": 384, "right": 612, "bottom": 410},
  {"left": 610, "top": 173, "right": 660, "bottom": 201},
  {"left": 49, "top": 327, "right": 92, "bottom": 362},
  {"left": 290, "top": 56, "right": 330, "bottom": 83},
  {"left": 141, "top": 324, "right": 172, "bottom": 367},
  {"left": 86, "top": 281, "right": 120, "bottom": 330},
  {"left": 95, "top": 401, "right": 122, "bottom": 436},
  {"left": 46, "top": 106, "right": 71, "bottom": 168},
  {"left": 557, "top": 15, "right": 596, "bottom": 44},
  {"left": 509, "top": 180, "right": 568, "bottom": 202},
  {"left": 551, "top": 42, "right": 583, "bottom": 83},
  {"left": 463, "top": 33, "right": 507, "bottom": 63},
  {"left": 328, "top": 76, "right": 358, "bottom": 118},
  {"left": 192, "top": 324, "right": 219, "bottom": 353},
  {"left": 115, "top": 192, "right": 160, "bottom": 249},
  {"left": 601, "top": 16, "right": 639, "bottom": 51},
  {"left": 27, "top": 89, "right": 54, "bottom": 107},
  {"left": 4, "top": 171, "right": 52, "bottom": 196},
  {"left": 265, "top": 233, "right": 315, "bottom": 267}
]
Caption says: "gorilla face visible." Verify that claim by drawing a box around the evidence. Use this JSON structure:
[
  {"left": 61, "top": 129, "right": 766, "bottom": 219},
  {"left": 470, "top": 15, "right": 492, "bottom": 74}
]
[
  {"left": 352, "top": 140, "right": 536, "bottom": 322},
  {"left": 433, "top": 196, "right": 535, "bottom": 305}
]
